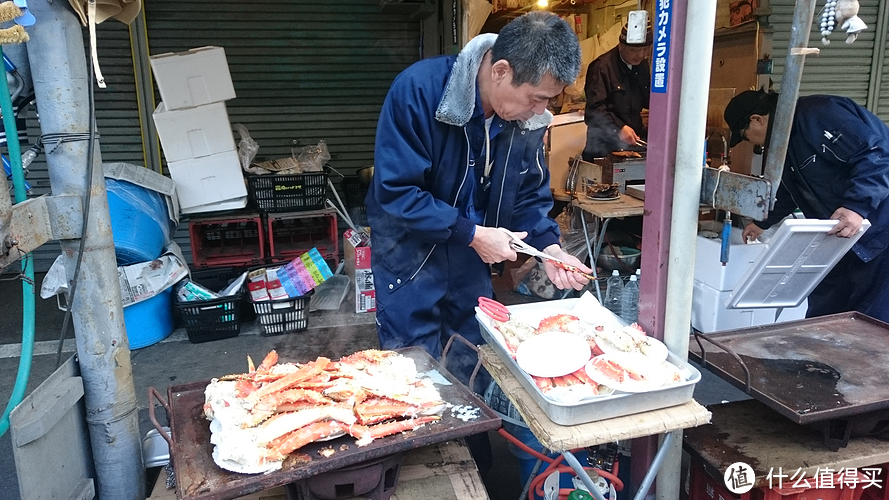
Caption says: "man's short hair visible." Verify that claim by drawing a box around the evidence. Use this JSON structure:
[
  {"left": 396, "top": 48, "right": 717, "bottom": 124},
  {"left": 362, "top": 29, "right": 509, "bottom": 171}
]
[{"left": 491, "top": 11, "right": 581, "bottom": 87}]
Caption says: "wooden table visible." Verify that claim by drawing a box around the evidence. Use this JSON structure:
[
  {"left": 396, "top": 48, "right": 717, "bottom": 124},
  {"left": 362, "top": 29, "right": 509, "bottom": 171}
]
[
  {"left": 684, "top": 399, "right": 889, "bottom": 490},
  {"left": 481, "top": 345, "right": 711, "bottom": 500},
  {"left": 571, "top": 195, "right": 645, "bottom": 267}
]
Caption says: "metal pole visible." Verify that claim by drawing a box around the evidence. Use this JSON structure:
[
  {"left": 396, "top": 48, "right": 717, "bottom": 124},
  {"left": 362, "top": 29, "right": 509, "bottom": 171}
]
[
  {"left": 657, "top": 0, "right": 718, "bottom": 497},
  {"left": 26, "top": 1, "right": 144, "bottom": 498},
  {"left": 761, "top": 0, "right": 817, "bottom": 210}
]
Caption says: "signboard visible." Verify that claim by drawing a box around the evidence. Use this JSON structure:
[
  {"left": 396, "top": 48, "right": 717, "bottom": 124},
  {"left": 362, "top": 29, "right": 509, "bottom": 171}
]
[{"left": 652, "top": 0, "right": 673, "bottom": 93}]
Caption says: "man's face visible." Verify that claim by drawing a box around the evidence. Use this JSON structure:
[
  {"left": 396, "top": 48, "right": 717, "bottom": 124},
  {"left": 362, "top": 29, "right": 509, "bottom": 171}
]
[
  {"left": 489, "top": 61, "right": 565, "bottom": 122},
  {"left": 741, "top": 114, "right": 769, "bottom": 147},
  {"left": 618, "top": 43, "right": 650, "bottom": 66}
]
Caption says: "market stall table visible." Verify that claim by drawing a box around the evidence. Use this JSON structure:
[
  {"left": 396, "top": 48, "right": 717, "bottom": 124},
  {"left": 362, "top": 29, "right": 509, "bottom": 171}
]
[
  {"left": 571, "top": 195, "right": 645, "bottom": 265},
  {"left": 480, "top": 345, "right": 711, "bottom": 500},
  {"left": 684, "top": 399, "right": 889, "bottom": 491}
]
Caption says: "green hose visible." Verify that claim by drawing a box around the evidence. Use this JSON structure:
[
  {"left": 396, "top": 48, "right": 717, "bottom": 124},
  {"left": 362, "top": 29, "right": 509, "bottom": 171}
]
[{"left": 0, "top": 44, "right": 35, "bottom": 437}]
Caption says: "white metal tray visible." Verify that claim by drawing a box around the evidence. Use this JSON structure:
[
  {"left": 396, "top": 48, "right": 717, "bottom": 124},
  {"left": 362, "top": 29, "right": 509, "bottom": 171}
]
[
  {"left": 477, "top": 297, "right": 701, "bottom": 425},
  {"left": 728, "top": 219, "right": 870, "bottom": 309}
]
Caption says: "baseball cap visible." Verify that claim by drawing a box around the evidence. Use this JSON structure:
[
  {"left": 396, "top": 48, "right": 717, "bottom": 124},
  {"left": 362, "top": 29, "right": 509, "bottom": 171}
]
[
  {"left": 619, "top": 23, "right": 653, "bottom": 47},
  {"left": 724, "top": 90, "right": 771, "bottom": 147}
]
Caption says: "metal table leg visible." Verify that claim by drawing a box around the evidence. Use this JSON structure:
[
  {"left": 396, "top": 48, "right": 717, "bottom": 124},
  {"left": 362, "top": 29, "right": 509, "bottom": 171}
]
[{"left": 560, "top": 432, "right": 674, "bottom": 500}]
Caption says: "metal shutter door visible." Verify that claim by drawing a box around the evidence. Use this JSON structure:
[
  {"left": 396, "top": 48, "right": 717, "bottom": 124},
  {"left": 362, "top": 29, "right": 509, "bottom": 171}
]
[{"left": 767, "top": 0, "right": 879, "bottom": 105}]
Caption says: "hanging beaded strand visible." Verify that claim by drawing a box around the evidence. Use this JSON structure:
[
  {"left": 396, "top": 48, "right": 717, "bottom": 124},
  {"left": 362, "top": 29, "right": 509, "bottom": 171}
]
[{"left": 820, "top": 0, "right": 837, "bottom": 45}]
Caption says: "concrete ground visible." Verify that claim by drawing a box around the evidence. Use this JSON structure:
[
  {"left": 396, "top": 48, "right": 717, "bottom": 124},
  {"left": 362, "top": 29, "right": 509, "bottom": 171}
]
[{"left": 0, "top": 265, "right": 747, "bottom": 500}]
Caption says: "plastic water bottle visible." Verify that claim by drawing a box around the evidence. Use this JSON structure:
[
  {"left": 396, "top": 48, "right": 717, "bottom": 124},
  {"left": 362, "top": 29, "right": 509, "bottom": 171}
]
[
  {"left": 635, "top": 268, "right": 641, "bottom": 285},
  {"left": 604, "top": 270, "right": 623, "bottom": 318},
  {"left": 621, "top": 275, "right": 640, "bottom": 324}
]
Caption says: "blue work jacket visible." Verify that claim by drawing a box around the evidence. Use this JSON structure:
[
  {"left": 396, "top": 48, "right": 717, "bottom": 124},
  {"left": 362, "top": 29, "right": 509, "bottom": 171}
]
[
  {"left": 756, "top": 95, "right": 889, "bottom": 262},
  {"left": 366, "top": 34, "right": 560, "bottom": 294}
]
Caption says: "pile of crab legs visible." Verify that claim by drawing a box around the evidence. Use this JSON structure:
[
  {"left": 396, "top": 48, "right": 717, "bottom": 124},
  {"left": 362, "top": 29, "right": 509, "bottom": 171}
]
[{"left": 205, "top": 349, "right": 446, "bottom": 464}]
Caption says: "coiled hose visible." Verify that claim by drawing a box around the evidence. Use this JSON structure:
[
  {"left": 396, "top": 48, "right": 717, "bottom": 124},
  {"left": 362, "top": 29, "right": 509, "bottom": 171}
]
[{"left": 497, "top": 427, "right": 624, "bottom": 500}]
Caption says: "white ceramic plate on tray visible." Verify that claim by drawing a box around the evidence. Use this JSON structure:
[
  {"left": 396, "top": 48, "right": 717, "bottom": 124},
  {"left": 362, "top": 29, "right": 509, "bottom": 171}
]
[
  {"left": 585, "top": 352, "right": 675, "bottom": 393},
  {"left": 515, "top": 331, "right": 591, "bottom": 378}
]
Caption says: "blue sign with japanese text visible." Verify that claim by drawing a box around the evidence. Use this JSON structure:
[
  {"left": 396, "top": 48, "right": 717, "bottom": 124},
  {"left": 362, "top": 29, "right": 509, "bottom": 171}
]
[{"left": 652, "top": 0, "right": 673, "bottom": 93}]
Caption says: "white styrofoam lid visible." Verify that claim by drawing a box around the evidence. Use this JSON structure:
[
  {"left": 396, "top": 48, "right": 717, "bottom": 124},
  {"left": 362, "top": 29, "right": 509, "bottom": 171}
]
[{"left": 727, "top": 219, "right": 871, "bottom": 309}]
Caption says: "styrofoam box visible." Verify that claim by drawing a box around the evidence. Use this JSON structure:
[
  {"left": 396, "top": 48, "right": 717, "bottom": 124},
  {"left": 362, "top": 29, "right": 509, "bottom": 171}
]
[
  {"left": 691, "top": 279, "right": 807, "bottom": 333},
  {"left": 153, "top": 102, "right": 235, "bottom": 163},
  {"left": 694, "top": 226, "right": 766, "bottom": 292},
  {"left": 149, "top": 46, "right": 236, "bottom": 110},
  {"left": 167, "top": 150, "right": 247, "bottom": 210}
]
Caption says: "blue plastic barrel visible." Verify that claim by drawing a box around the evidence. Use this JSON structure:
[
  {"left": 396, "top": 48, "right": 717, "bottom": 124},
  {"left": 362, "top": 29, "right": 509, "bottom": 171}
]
[
  {"left": 106, "top": 177, "right": 172, "bottom": 265},
  {"left": 124, "top": 287, "right": 174, "bottom": 349}
]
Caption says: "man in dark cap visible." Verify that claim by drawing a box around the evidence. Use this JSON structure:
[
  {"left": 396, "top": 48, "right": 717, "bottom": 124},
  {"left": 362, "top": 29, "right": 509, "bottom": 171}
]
[
  {"left": 725, "top": 89, "right": 889, "bottom": 323},
  {"left": 582, "top": 22, "right": 652, "bottom": 160}
]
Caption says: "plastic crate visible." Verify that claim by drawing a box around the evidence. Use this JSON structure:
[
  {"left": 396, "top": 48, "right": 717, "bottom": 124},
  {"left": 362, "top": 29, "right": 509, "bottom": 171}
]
[
  {"left": 174, "top": 292, "right": 244, "bottom": 344},
  {"left": 189, "top": 215, "right": 266, "bottom": 268},
  {"left": 251, "top": 290, "right": 314, "bottom": 336},
  {"left": 266, "top": 210, "right": 338, "bottom": 265},
  {"left": 860, "top": 463, "right": 889, "bottom": 500},
  {"left": 190, "top": 267, "right": 256, "bottom": 322},
  {"left": 247, "top": 171, "right": 328, "bottom": 213},
  {"left": 688, "top": 457, "right": 869, "bottom": 500}
]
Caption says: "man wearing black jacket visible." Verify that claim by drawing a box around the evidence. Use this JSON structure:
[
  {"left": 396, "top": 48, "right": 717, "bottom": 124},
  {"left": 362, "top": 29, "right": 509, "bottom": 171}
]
[
  {"left": 582, "top": 23, "right": 651, "bottom": 160},
  {"left": 726, "top": 90, "right": 889, "bottom": 322}
]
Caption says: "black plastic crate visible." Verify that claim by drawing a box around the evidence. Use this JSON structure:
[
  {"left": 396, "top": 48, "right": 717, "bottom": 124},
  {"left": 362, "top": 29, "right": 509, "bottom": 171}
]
[
  {"left": 190, "top": 267, "right": 256, "bottom": 322},
  {"left": 175, "top": 292, "right": 244, "bottom": 344},
  {"left": 251, "top": 290, "right": 314, "bottom": 336},
  {"left": 247, "top": 171, "right": 328, "bottom": 213}
]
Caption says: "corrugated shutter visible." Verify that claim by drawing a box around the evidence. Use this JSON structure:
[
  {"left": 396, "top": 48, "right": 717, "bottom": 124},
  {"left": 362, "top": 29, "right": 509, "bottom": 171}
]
[
  {"left": 766, "top": 0, "right": 879, "bottom": 105},
  {"left": 144, "top": 0, "right": 424, "bottom": 173},
  {"left": 871, "top": 3, "right": 889, "bottom": 120},
  {"left": 16, "top": 1, "right": 427, "bottom": 272},
  {"left": 14, "top": 20, "right": 146, "bottom": 272}
]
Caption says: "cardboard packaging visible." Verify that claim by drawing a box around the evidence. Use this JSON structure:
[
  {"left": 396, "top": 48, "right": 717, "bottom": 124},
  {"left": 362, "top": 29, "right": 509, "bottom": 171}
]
[
  {"left": 344, "top": 229, "right": 375, "bottom": 313},
  {"left": 152, "top": 101, "right": 235, "bottom": 163},
  {"left": 167, "top": 150, "right": 247, "bottom": 211},
  {"left": 149, "top": 46, "right": 236, "bottom": 110}
]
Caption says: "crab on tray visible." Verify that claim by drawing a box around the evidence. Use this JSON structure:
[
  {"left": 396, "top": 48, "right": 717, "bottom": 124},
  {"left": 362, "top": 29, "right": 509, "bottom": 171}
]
[{"left": 475, "top": 291, "right": 702, "bottom": 425}]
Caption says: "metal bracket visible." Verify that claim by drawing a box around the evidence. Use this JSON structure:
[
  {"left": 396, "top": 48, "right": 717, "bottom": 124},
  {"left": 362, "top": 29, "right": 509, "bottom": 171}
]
[
  {"left": 0, "top": 194, "right": 83, "bottom": 269},
  {"left": 699, "top": 167, "right": 771, "bottom": 220}
]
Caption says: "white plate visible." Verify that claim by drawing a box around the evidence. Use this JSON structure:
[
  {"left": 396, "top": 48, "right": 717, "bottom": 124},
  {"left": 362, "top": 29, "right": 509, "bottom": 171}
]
[
  {"left": 515, "top": 332, "right": 591, "bottom": 378},
  {"left": 596, "top": 330, "right": 669, "bottom": 363},
  {"left": 584, "top": 353, "right": 667, "bottom": 393},
  {"left": 585, "top": 194, "right": 620, "bottom": 202}
]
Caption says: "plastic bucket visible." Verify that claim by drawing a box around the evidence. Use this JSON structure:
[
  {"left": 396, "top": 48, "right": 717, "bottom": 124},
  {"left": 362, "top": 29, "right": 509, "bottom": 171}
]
[
  {"left": 503, "top": 420, "right": 589, "bottom": 500},
  {"left": 106, "top": 178, "right": 172, "bottom": 265},
  {"left": 124, "top": 287, "right": 174, "bottom": 349}
]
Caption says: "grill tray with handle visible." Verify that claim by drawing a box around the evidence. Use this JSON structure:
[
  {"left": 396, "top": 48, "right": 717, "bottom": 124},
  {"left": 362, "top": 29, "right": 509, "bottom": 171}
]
[
  {"left": 691, "top": 312, "right": 889, "bottom": 450},
  {"left": 147, "top": 346, "right": 501, "bottom": 500}
]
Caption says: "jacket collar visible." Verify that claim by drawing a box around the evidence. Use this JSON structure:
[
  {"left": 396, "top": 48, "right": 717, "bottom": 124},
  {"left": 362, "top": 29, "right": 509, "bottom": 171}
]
[{"left": 435, "top": 34, "right": 552, "bottom": 131}]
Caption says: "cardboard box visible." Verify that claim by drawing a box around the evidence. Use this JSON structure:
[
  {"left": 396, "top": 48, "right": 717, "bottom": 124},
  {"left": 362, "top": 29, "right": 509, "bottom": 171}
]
[
  {"left": 344, "top": 231, "right": 375, "bottom": 313},
  {"left": 153, "top": 101, "right": 235, "bottom": 163},
  {"left": 149, "top": 46, "right": 236, "bottom": 110},
  {"left": 180, "top": 196, "right": 247, "bottom": 215},
  {"left": 167, "top": 150, "right": 247, "bottom": 211}
]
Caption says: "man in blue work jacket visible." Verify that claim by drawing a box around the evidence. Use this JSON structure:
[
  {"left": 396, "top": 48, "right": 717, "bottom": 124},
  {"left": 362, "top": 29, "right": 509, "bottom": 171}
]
[
  {"left": 366, "top": 12, "right": 591, "bottom": 390},
  {"left": 727, "top": 90, "right": 889, "bottom": 322}
]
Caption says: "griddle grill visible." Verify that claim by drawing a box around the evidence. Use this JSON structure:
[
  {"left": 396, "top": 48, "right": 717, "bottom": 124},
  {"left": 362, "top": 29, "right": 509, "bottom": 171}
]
[
  {"left": 690, "top": 312, "right": 889, "bottom": 450},
  {"left": 148, "top": 347, "right": 501, "bottom": 500}
]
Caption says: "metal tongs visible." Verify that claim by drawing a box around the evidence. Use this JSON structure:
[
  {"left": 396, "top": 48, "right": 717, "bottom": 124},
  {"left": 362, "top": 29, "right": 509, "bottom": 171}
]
[
  {"left": 635, "top": 138, "right": 647, "bottom": 148},
  {"left": 498, "top": 228, "right": 595, "bottom": 281}
]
